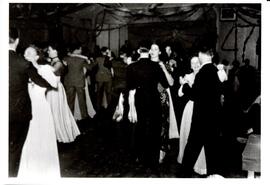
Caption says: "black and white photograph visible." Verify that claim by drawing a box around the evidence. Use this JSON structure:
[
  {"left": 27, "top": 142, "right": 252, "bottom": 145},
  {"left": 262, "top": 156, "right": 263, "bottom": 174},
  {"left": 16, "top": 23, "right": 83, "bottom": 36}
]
[{"left": 0, "top": 0, "right": 269, "bottom": 184}]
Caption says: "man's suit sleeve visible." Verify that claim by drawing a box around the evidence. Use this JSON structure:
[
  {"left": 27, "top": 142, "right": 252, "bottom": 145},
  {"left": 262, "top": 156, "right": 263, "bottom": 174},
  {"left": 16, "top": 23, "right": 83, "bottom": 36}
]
[
  {"left": 126, "top": 64, "right": 135, "bottom": 90},
  {"left": 26, "top": 62, "right": 52, "bottom": 88},
  {"left": 83, "top": 60, "right": 93, "bottom": 70},
  {"left": 87, "top": 59, "right": 98, "bottom": 71}
]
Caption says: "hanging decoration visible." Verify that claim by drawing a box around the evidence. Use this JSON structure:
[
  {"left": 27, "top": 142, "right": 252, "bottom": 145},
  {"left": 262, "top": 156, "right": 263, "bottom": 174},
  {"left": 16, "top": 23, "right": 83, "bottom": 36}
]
[
  {"left": 220, "top": 5, "right": 260, "bottom": 62},
  {"left": 241, "top": 25, "right": 256, "bottom": 62},
  {"left": 10, "top": 3, "right": 261, "bottom": 58}
]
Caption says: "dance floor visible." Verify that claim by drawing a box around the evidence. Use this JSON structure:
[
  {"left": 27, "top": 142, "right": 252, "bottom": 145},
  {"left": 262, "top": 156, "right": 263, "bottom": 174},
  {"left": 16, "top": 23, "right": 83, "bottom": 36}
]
[{"left": 57, "top": 110, "right": 250, "bottom": 178}]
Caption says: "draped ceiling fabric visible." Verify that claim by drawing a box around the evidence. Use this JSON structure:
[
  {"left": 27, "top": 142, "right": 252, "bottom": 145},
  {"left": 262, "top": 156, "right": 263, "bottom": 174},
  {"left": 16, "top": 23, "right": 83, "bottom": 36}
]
[
  {"left": 10, "top": 3, "right": 260, "bottom": 62},
  {"left": 10, "top": 3, "right": 214, "bottom": 30},
  {"left": 9, "top": 3, "right": 260, "bottom": 35},
  {"left": 9, "top": 3, "right": 216, "bottom": 53},
  {"left": 10, "top": 3, "right": 260, "bottom": 28},
  {"left": 86, "top": 4, "right": 217, "bottom": 55}
]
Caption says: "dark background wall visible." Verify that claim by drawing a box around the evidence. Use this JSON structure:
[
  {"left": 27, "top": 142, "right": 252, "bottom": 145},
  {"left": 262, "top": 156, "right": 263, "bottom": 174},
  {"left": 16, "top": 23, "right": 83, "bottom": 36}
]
[{"left": 9, "top": 4, "right": 261, "bottom": 69}]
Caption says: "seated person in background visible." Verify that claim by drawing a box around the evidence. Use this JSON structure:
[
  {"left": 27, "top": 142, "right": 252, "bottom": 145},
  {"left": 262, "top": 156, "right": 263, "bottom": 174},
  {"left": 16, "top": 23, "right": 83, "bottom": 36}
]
[
  {"left": 237, "top": 95, "right": 261, "bottom": 143},
  {"left": 245, "top": 95, "right": 261, "bottom": 135}
]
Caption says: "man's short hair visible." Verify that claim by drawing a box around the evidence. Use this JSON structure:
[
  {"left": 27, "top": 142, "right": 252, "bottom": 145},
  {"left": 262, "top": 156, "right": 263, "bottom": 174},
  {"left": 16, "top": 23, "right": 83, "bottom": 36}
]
[
  {"left": 9, "top": 27, "right": 19, "bottom": 43},
  {"left": 69, "top": 43, "right": 81, "bottom": 53},
  {"left": 137, "top": 47, "right": 149, "bottom": 54},
  {"left": 197, "top": 42, "right": 214, "bottom": 56},
  {"left": 100, "top": 47, "right": 108, "bottom": 53}
]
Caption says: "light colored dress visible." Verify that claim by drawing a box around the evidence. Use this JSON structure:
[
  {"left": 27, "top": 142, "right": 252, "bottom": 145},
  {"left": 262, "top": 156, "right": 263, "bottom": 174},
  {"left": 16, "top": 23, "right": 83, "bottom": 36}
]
[
  {"left": 74, "top": 68, "right": 96, "bottom": 120},
  {"left": 46, "top": 63, "right": 80, "bottom": 143},
  {"left": 177, "top": 72, "right": 207, "bottom": 175},
  {"left": 167, "top": 88, "right": 179, "bottom": 139},
  {"left": 18, "top": 65, "right": 60, "bottom": 178}
]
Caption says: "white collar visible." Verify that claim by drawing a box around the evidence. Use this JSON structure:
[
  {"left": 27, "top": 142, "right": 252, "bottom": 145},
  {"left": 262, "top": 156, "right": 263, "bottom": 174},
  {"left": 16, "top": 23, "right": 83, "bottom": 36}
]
[
  {"left": 9, "top": 47, "right": 16, "bottom": 52},
  {"left": 140, "top": 53, "right": 149, "bottom": 58}
]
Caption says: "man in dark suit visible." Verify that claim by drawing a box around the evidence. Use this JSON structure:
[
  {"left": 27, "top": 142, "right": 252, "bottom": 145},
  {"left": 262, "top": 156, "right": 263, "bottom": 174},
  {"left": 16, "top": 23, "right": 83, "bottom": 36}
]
[
  {"left": 63, "top": 44, "right": 92, "bottom": 121},
  {"left": 92, "top": 47, "right": 113, "bottom": 113},
  {"left": 180, "top": 44, "right": 222, "bottom": 177},
  {"left": 9, "top": 28, "right": 53, "bottom": 177}
]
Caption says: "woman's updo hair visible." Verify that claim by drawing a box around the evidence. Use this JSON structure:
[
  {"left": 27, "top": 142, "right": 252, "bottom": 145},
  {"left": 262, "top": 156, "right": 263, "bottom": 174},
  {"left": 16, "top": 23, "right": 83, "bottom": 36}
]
[
  {"left": 47, "top": 42, "right": 60, "bottom": 51},
  {"left": 100, "top": 47, "right": 108, "bottom": 54},
  {"left": 47, "top": 42, "right": 67, "bottom": 60},
  {"left": 70, "top": 43, "right": 81, "bottom": 53}
]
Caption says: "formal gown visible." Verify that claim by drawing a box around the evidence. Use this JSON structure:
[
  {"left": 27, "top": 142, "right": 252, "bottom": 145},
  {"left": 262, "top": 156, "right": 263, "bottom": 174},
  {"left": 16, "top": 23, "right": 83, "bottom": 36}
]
[
  {"left": 177, "top": 73, "right": 207, "bottom": 175},
  {"left": 18, "top": 65, "right": 60, "bottom": 178},
  {"left": 74, "top": 67, "right": 96, "bottom": 120},
  {"left": 46, "top": 62, "right": 81, "bottom": 143}
]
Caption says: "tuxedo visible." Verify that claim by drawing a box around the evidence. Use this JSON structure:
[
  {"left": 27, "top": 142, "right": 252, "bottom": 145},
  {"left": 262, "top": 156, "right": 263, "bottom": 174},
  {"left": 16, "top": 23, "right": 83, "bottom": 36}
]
[
  {"left": 126, "top": 58, "right": 169, "bottom": 167},
  {"left": 181, "top": 62, "right": 222, "bottom": 176},
  {"left": 9, "top": 50, "right": 51, "bottom": 177}
]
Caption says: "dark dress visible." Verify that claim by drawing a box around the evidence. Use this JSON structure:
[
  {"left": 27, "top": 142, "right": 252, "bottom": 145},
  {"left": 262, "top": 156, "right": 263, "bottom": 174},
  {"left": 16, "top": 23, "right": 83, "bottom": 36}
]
[
  {"left": 158, "top": 83, "right": 170, "bottom": 155},
  {"left": 158, "top": 62, "right": 173, "bottom": 158},
  {"left": 126, "top": 58, "right": 169, "bottom": 167}
]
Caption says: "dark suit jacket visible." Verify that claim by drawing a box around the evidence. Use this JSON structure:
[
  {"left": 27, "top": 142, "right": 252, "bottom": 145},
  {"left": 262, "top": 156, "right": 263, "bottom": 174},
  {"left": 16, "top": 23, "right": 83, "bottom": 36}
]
[
  {"left": 63, "top": 56, "right": 91, "bottom": 87},
  {"left": 191, "top": 63, "right": 222, "bottom": 132},
  {"left": 126, "top": 58, "right": 169, "bottom": 119},
  {"left": 9, "top": 50, "right": 51, "bottom": 123},
  {"left": 93, "top": 56, "right": 113, "bottom": 82}
]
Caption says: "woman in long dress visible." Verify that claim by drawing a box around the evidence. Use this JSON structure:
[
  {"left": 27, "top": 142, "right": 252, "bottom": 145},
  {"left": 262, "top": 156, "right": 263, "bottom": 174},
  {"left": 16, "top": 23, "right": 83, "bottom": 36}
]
[
  {"left": 46, "top": 45, "right": 80, "bottom": 143},
  {"left": 18, "top": 46, "right": 60, "bottom": 178},
  {"left": 148, "top": 44, "right": 177, "bottom": 163},
  {"left": 177, "top": 56, "right": 207, "bottom": 175}
]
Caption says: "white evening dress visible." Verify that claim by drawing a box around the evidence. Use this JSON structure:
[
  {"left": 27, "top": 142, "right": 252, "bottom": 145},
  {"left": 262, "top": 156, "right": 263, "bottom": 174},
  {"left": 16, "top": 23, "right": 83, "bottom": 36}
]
[
  {"left": 18, "top": 65, "right": 60, "bottom": 178},
  {"left": 46, "top": 63, "right": 81, "bottom": 143},
  {"left": 177, "top": 73, "right": 207, "bottom": 175},
  {"left": 74, "top": 67, "right": 96, "bottom": 120}
]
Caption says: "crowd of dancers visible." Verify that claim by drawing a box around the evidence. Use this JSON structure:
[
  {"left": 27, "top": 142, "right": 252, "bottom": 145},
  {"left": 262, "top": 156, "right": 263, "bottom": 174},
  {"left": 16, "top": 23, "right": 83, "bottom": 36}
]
[{"left": 9, "top": 27, "right": 260, "bottom": 178}]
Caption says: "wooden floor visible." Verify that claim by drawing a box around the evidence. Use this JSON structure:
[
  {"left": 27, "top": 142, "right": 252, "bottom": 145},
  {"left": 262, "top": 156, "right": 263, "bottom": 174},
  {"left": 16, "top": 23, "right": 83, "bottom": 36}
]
[{"left": 57, "top": 111, "right": 250, "bottom": 178}]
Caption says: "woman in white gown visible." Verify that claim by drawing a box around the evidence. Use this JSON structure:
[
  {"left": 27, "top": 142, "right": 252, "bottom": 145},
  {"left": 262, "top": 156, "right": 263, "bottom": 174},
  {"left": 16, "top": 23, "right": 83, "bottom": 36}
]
[
  {"left": 18, "top": 46, "right": 60, "bottom": 178},
  {"left": 177, "top": 56, "right": 207, "bottom": 175},
  {"left": 46, "top": 45, "right": 80, "bottom": 143}
]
